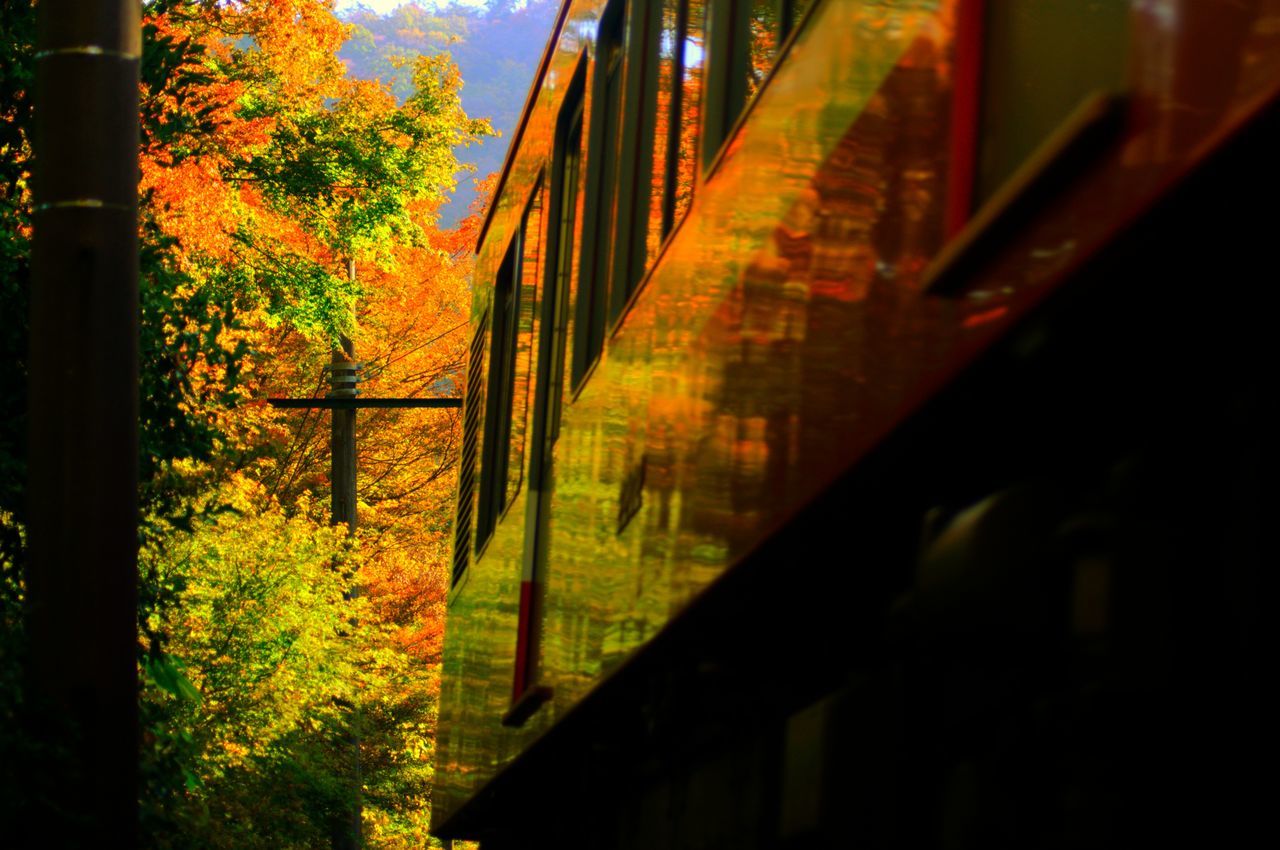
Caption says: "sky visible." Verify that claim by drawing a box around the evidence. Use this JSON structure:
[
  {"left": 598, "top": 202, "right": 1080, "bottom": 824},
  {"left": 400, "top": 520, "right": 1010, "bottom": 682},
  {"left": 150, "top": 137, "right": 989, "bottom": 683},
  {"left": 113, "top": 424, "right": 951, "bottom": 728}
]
[{"left": 335, "top": 0, "right": 493, "bottom": 14}]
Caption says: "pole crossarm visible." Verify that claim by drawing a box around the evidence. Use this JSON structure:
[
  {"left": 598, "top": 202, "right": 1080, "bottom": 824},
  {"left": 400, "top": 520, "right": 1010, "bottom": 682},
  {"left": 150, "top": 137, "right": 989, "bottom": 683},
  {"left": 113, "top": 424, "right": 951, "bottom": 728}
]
[{"left": 267, "top": 397, "right": 462, "bottom": 410}]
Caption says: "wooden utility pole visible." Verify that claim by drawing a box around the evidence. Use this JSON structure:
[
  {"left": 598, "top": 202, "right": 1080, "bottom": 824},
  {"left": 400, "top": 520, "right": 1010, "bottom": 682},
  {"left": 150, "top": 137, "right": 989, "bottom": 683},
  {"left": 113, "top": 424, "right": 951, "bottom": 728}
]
[
  {"left": 330, "top": 257, "right": 359, "bottom": 537},
  {"left": 268, "top": 358, "right": 459, "bottom": 849},
  {"left": 330, "top": 333, "right": 359, "bottom": 534},
  {"left": 27, "top": 0, "right": 140, "bottom": 844},
  {"left": 328, "top": 258, "right": 361, "bottom": 849}
]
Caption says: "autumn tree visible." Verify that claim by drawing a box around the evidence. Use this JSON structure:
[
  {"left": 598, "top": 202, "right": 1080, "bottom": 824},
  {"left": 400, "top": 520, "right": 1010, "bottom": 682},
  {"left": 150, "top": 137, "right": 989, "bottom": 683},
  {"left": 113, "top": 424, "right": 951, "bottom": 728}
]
[{"left": 2, "top": 0, "right": 494, "bottom": 845}]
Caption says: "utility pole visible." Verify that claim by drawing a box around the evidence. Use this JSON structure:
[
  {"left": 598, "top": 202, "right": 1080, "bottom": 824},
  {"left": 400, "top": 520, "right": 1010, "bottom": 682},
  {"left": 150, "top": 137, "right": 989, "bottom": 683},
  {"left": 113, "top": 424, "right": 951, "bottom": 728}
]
[
  {"left": 27, "top": 0, "right": 139, "bottom": 844},
  {"left": 330, "top": 257, "right": 361, "bottom": 850},
  {"left": 331, "top": 257, "right": 359, "bottom": 535},
  {"left": 272, "top": 257, "right": 461, "bottom": 848},
  {"left": 270, "top": 380, "right": 459, "bottom": 848},
  {"left": 330, "top": 333, "right": 359, "bottom": 534},
  {"left": 269, "top": 357, "right": 461, "bottom": 848}
]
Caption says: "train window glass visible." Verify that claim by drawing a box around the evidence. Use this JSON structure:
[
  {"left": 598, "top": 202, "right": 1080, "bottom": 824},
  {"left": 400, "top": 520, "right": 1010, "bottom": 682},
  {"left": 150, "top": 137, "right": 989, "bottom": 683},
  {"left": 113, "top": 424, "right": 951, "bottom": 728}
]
[
  {"left": 975, "top": 0, "right": 1128, "bottom": 204},
  {"left": 744, "top": 0, "right": 780, "bottom": 103},
  {"left": 572, "top": 0, "right": 627, "bottom": 389},
  {"left": 476, "top": 246, "right": 517, "bottom": 547},
  {"left": 506, "top": 182, "right": 543, "bottom": 507},
  {"left": 645, "top": 0, "right": 681, "bottom": 261},
  {"left": 702, "top": 0, "right": 783, "bottom": 171},
  {"left": 648, "top": 0, "right": 706, "bottom": 257},
  {"left": 701, "top": 1, "right": 736, "bottom": 165},
  {"left": 672, "top": 1, "right": 705, "bottom": 226},
  {"left": 475, "top": 185, "right": 543, "bottom": 546},
  {"left": 780, "top": 0, "right": 812, "bottom": 42},
  {"left": 610, "top": 0, "right": 661, "bottom": 318}
]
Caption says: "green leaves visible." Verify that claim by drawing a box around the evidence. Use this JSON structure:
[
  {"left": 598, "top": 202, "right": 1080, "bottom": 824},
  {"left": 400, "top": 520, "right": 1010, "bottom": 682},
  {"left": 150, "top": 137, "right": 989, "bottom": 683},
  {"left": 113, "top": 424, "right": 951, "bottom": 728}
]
[
  {"left": 233, "top": 51, "right": 493, "bottom": 274},
  {"left": 144, "top": 653, "right": 203, "bottom": 705},
  {"left": 139, "top": 475, "right": 366, "bottom": 848}
]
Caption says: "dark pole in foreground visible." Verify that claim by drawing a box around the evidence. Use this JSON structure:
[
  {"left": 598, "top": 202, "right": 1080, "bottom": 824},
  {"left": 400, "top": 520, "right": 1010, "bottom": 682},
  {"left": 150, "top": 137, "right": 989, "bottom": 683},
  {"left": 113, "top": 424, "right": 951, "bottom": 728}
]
[{"left": 27, "top": 0, "right": 140, "bottom": 845}]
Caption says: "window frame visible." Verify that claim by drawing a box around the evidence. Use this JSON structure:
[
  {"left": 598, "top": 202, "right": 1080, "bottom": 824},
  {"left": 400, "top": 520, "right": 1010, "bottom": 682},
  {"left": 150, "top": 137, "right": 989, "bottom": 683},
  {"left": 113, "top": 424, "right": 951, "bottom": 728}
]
[
  {"left": 571, "top": 0, "right": 630, "bottom": 392},
  {"left": 700, "top": 0, "right": 817, "bottom": 180},
  {"left": 532, "top": 58, "right": 587, "bottom": 488},
  {"left": 475, "top": 181, "right": 545, "bottom": 551},
  {"left": 606, "top": 0, "right": 662, "bottom": 325},
  {"left": 475, "top": 240, "right": 519, "bottom": 551}
]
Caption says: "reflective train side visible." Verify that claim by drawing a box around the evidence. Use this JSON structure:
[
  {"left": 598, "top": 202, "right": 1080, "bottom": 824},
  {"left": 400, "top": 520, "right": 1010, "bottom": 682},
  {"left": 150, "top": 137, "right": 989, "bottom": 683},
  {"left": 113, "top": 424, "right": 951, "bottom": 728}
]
[{"left": 434, "top": 1, "right": 1276, "bottom": 845}]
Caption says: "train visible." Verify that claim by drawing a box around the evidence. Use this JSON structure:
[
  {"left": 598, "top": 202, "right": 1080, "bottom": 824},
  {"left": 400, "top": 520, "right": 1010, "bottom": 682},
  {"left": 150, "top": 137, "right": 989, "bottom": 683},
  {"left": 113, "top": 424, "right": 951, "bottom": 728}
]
[{"left": 432, "top": 1, "right": 1275, "bottom": 847}]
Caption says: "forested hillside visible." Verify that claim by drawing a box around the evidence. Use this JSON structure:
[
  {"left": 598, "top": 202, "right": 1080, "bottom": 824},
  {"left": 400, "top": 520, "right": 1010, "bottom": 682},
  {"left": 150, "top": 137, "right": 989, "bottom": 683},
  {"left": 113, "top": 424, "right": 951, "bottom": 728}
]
[{"left": 340, "top": 0, "right": 560, "bottom": 222}]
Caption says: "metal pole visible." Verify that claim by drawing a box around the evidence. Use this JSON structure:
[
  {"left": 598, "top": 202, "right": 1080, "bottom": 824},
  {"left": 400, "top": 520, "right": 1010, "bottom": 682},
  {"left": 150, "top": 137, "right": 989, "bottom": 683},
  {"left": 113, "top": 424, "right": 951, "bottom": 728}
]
[{"left": 27, "top": 0, "right": 139, "bottom": 843}]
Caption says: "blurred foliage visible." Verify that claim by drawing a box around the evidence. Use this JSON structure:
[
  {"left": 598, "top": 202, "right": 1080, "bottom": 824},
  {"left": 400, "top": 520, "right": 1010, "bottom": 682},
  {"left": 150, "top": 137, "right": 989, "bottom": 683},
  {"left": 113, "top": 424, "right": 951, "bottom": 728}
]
[{"left": 0, "top": 0, "right": 36, "bottom": 827}]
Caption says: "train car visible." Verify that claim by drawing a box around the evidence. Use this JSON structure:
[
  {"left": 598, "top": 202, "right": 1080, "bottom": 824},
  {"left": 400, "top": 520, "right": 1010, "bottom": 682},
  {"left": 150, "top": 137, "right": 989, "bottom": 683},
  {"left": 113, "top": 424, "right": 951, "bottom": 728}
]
[{"left": 433, "top": 1, "right": 1275, "bottom": 847}]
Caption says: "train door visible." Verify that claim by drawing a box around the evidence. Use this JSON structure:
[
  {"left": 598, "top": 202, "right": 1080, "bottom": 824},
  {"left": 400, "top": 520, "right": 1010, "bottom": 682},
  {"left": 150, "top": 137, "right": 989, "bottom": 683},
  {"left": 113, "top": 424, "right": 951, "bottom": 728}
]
[{"left": 508, "top": 70, "right": 586, "bottom": 723}]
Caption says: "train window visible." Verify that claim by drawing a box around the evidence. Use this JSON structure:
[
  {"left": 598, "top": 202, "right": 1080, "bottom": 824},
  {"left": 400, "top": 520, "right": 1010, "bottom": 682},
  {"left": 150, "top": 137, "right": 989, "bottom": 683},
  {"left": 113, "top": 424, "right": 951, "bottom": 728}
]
[
  {"left": 476, "top": 184, "right": 544, "bottom": 547},
  {"left": 475, "top": 246, "right": 515, "bottom": 546},
  {"left": 780, "top": 0, "right": 812, "bottom": 42},
  {"left": 508, "top": 183, "right": 543, "bottom": 504},
  {"left": 646, "top": 0, "right": 706, "bottom": 260},
  {"left": 702, "top": 0, "right": 789, "bottom": 171},
  {"left": 700, "top": 1, "right": 733, "bottom": 166},
  {"left": 539, "top": 70, "right": 585, "bottom": 456},
  {"left": 744, "top": 0, "right": 780, "bottom": 103},
  {"left": 572, "top": 0, "right": 627, "bottom": 389},
  {"left": 571, "top": 0, "right": 708, "bottom": 389},
  {"left": 644, "top": 0, "right": 678, "bottom": 265},
  {"left": 608, "top": 0, "right": 659, "bottom": 319},
  {"left": 673, "top": 2, "right": 706, "bottom": 228},
  {"left": 973, "top": 0, "right": 1128, "bottom": 205}
]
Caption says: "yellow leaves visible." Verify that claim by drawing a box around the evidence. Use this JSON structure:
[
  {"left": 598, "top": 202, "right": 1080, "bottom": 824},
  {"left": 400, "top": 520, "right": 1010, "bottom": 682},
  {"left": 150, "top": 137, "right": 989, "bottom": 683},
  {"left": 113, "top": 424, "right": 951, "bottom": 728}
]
[
  {"left": 223, "top": 0, "right": 350, "bottom": 105},
  {"left": 142, "top": 471, "right": 364, "bottom": 766},
  {"left": 139, "top": 0, "right": 495, "bottom": 353}
]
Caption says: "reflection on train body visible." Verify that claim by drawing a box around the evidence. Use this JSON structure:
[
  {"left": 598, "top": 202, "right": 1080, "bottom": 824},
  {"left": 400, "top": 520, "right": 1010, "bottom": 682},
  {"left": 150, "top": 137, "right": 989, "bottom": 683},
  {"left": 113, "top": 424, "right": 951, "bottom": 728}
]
[{"left": 434, "top": 1, "right": 1279, "bottom": 846}]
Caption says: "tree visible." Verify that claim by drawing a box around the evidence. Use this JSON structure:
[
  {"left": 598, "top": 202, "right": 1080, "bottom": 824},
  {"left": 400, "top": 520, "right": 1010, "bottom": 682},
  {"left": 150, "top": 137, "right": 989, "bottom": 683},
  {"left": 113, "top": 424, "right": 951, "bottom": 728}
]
[
  {"left": 2, "top": 0, "right": 497, "bottom": 844},
  {"left": 133, "top": 2, "right": 494, "bottom": 846}
]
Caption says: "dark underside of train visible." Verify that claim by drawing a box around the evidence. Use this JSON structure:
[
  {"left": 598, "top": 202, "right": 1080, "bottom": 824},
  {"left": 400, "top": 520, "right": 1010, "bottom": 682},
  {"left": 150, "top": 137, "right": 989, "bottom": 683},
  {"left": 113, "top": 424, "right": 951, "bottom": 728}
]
[{"left": 444, "top": 91, "right": 1272, "bottom": 850}]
